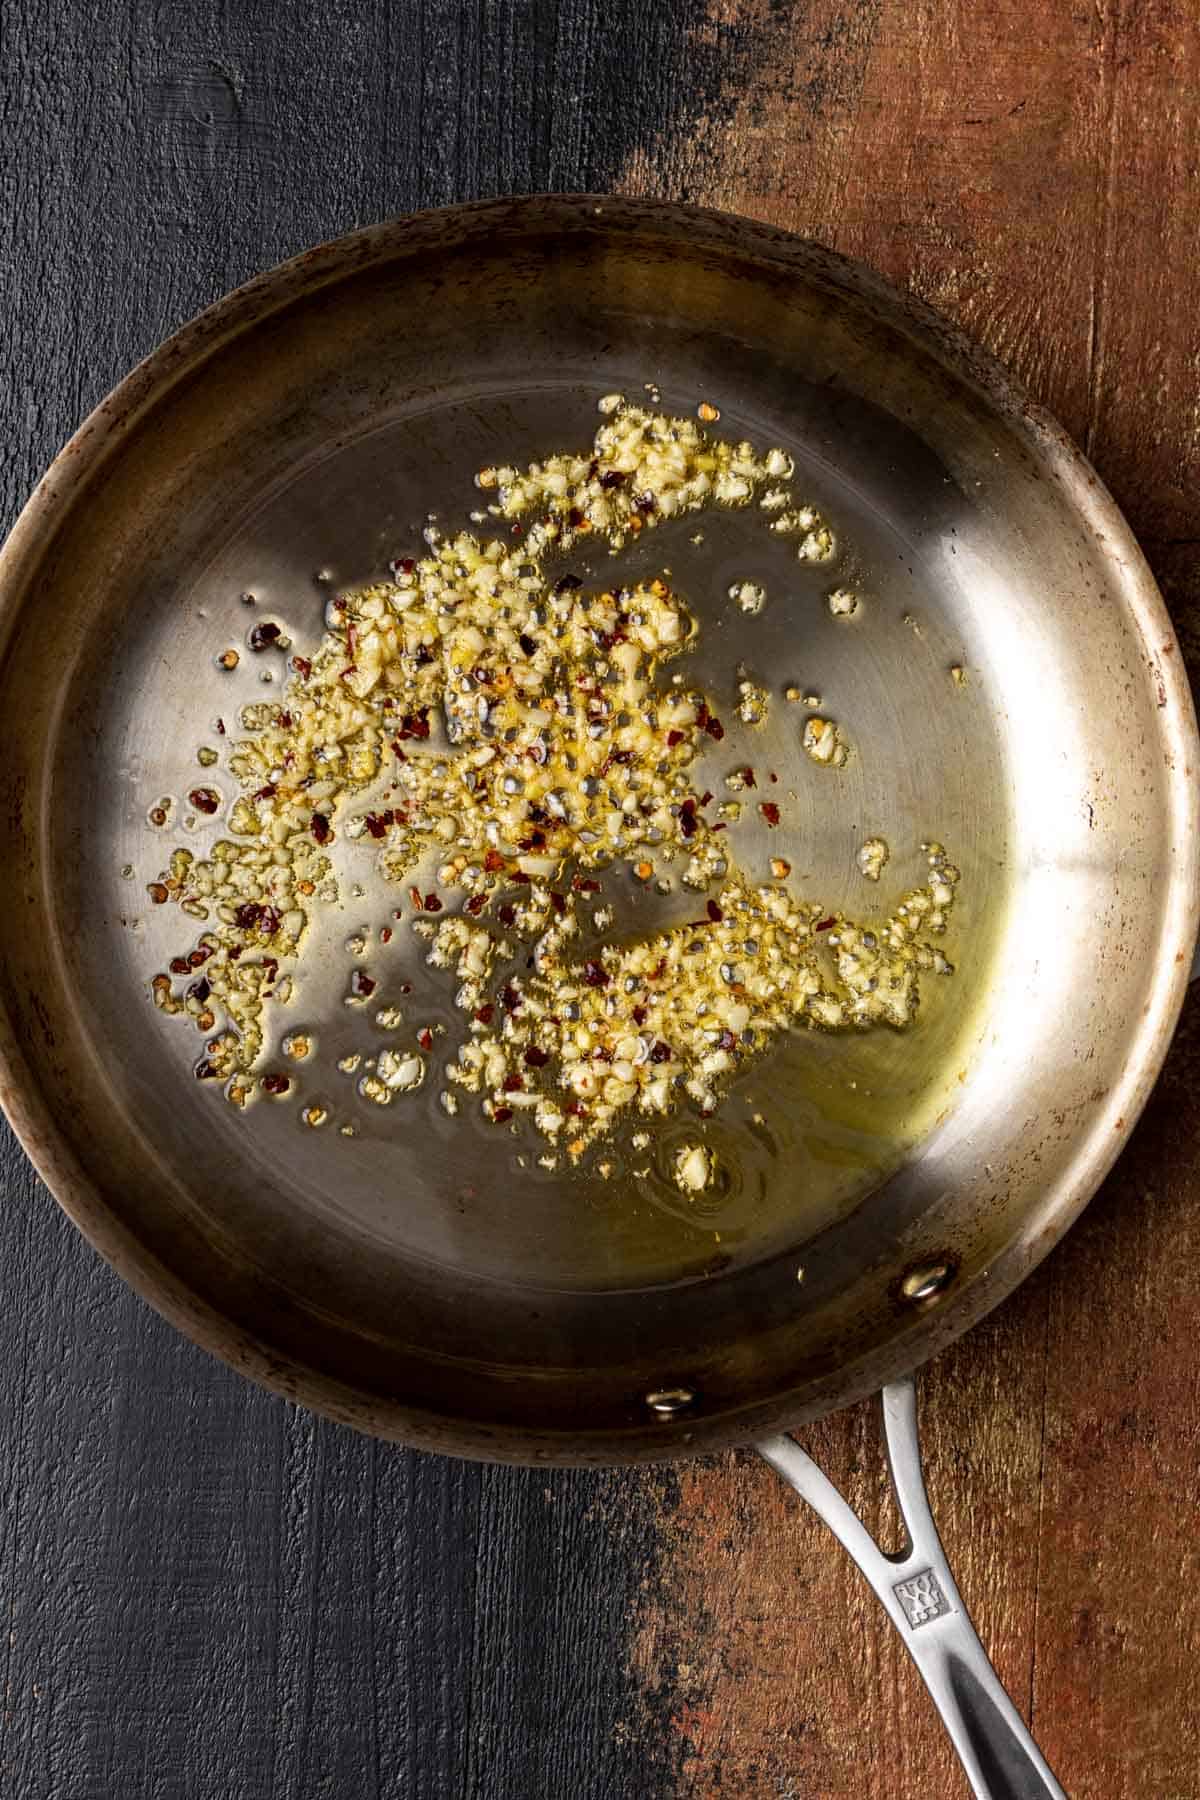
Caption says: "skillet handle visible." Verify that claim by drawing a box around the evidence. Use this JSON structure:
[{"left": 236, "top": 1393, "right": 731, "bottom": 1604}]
[{"left": 757, "top": 1378, "right": 1067, "bottom": 1800}]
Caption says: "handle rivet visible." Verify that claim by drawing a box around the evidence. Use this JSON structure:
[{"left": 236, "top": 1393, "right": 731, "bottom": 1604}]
[
  {"left": 645, "top": 1385, "right": 697, "bottom": 1417},
  {"left": 900, "top": 1260, "right": 955, "bottom": 1303}
]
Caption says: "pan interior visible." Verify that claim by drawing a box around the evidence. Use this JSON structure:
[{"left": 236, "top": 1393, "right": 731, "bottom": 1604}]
[{"left": 0, "top": 208, "right": 1189, "bottom": 1455}]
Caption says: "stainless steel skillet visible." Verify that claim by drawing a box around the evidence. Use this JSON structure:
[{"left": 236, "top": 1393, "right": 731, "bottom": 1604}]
[{"left": 0, "top": 197, "right": 1194, "bottom": 1798}]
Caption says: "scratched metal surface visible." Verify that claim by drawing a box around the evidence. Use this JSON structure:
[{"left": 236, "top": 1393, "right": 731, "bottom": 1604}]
[{"left": 2, "top": 4, "right": 1198, "bottom": 1798}]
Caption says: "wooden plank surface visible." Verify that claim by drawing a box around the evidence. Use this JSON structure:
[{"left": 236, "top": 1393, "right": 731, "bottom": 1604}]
[{"left": 2, "top": 3, "right": 1197, "bottom": 1796}]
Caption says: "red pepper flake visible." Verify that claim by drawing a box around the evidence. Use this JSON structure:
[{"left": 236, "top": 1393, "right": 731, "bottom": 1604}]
[
  {"left": 571, "top": 875, "right": 601, "bottom": 893},
  {"left": 815, "top": 916, "right": 836, "bottom": 932},
  {"left": 499, "top": 984, "right": 522, "bottom": 1013},
  {"left": 390, "top": 556, "right": 415, "bottom": 576},
  {"left": 423, "top": 893, "right": 443, "bottom": 913},
  {"left": 632, "top": 1004, "right": 647, "bottom": 1026},
  {"left": 254, "top": 783, "right": 277, "bottom": 802},
  {"left": 583, "top": 960, "right": 609, "bottom": 988},
  {"left": 502, "top": 1072, "right": 524, "bottom": 1093},
  {"left": 292, "top": 656, "right": 312, "bottom": 678},
  {"left": 193, "top": 1060, "right": 219, "bottom": 1081},
  {"left": 666, "top": 730, "right": 685, "bottom": 748},
  {"left": 518, "top": 633, "right": 537, "bottom": 657},
  {"left": 393, "top": 709, "right": 431, "bottom": 741},
  {"left": 718, "top": 1029, "right": 737, "bottom": 1051},
  {"left": 417, "top": 1027, "right": 434, "bottom": 1052},
  {"left": 215, "top": 718, "right": 226, "bottom": 735},
  {"left": 679, "top": 799, "right": 698, "bottom": 839},
  {"left": 350, "top": 970, "right": 377, "bottom": 998},
  {"left": 700, "top": 790, "right": 713, "bottom": 807},
  {"left": 248, "top": 622, "right": 282, "bottom": 653},
  {"left": 649, "top": 957, "right": 667, "bottom": 981},
  {"left": 475, "top": 1003, "right": 495, "bottom": 1024},
  {"left": 704, "top": 715, "right": 725, "bottom": 741},
  {"left": 234, "top": 902, "right": 264, "bottom": 930},
  {"left": 599, "top": 468, "right": 627, "bottom": 490},
  {"left": 147, "top": 883, "right": 169, "bottom": 905},
  {"left": 498, "top": 903, "right": 517, "bottom": 927},
  {"left": 408, "top": 885, "right": 423, "bottom": 910},
  {"left": 380, "top": 927, "right": 392, "bottom": 944},
  {"left": 523, "top": 1045, "right": 550, "bottom": 1068},
  {"left": 549, "top": 890, "right": 566, "bottom": 916},
  {"left": 492, "top": 1106, "right": 514, "bottom": 1123},
  {"left": 510, "top": 871, "right": 532, "bottom": 885},
  {"left": 706, "top": 900, "right": 724, "bottom": 923},
  {"left": 564, "top": 1099, "right": 586, "bottom": 1118},
  {"left": 187, "top": 977, "right": 211, "bottom": 1004},
  {"left": 261, "top": 1072, "right": 290, "bottom": 1095},
  {"left": 769, "top": 770, "right": 779, "bottom": 783},
  {"left": 759, "top": 802, "right": 781, "bottom": 827},
  {"left": 310, "top": 812, "right": 332, "bottom": 845},
  {"left": 169, "top": 957, "right": 190, "bottom": 976},
  {"left": 188, "top": 787, "right": 220, "bottom": 816},
  {"left": 363, "top": 810, "right": 393, "bottom": 840},
  {"left": 484, "top": 849, "right": 506, "bottom": 873},
  {"left": 188, "top": 946, "right": 213, "bottom": 967},
  {"left": 650, "top": 1041, "right": 672, "bottom": 1064},
  {"left": 465, "top": 893, "right": 489, "bottom": 916}
]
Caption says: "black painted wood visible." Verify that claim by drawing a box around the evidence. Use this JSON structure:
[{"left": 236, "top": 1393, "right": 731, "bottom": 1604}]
[{"left": 0, "top": 4, "right": 759, "bottom": 1794}]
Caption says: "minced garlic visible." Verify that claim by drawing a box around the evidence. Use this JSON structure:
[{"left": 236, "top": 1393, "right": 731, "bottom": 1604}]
[
  {"left": 857, "top": 837, "right": 890, "bottom": 882},
  {"left": 674, "top": 1142, "right": 716, "bottom": 1193},
  {"left": 146, "top": 396, "right": 957, "bottom": 1156},
  {"left": 802, "top": 716, "right": 849, "bottom": 767}
]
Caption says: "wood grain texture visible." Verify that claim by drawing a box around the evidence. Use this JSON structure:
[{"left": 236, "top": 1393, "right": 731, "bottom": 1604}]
[
  {"left": 618, "top": 2, "right": 1200, "bottom": 1795},
  {"left": 2, "top": 1, "right": 1198, "bottom": 1797},
  {"left": 0, "top": 1118, "right": 683, "bottom": 1800},
  {"left": 1, "top": 4, "right": 726, "bottom": 1797}
]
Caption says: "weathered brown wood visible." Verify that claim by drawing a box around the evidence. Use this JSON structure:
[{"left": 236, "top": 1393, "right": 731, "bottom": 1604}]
[{"left": 619, "top": 3, "right": 1200, "bottom": 1794}]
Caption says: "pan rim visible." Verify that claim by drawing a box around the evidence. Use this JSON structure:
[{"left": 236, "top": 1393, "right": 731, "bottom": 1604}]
[{"left": 1, "top": 194, "right": 1196, "bottom": 1464}]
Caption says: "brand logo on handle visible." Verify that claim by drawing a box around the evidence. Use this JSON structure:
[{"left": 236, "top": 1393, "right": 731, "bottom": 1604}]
[{"left": 893, "top": 1569, "right": 952, "bottom": 1628}]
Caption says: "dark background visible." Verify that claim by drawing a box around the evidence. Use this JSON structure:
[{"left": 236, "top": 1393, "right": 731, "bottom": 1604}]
[{"left": 3, "top": 3, "right": 1198, "bottom": 1797}]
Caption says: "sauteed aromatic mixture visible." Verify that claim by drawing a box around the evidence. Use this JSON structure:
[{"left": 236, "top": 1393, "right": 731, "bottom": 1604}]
[{"left": 143, "top": 398, "right": 960, "bottom": 1183}]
